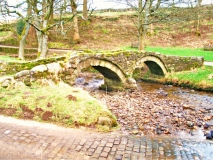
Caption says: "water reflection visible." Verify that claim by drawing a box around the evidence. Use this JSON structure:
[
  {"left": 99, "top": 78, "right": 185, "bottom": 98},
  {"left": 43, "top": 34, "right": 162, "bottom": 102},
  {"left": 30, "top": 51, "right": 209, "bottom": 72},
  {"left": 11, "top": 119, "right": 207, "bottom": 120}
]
[{"left": 138, "top": 81, "right": 213, "bottom": 110}]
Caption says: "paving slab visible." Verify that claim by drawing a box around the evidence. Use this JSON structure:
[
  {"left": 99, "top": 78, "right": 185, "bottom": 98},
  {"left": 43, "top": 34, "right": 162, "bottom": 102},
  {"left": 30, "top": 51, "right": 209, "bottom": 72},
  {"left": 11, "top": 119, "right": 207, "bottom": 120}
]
[{"left": 0, "top": 115, "right": 213, "bottom": 160}]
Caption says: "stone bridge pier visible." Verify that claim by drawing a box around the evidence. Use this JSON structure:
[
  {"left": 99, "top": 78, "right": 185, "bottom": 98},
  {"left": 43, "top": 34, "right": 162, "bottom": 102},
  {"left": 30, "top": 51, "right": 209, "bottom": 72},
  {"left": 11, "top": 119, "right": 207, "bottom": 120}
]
[{"left": 62, "top": 50, "right": 203, "bottom": 90}]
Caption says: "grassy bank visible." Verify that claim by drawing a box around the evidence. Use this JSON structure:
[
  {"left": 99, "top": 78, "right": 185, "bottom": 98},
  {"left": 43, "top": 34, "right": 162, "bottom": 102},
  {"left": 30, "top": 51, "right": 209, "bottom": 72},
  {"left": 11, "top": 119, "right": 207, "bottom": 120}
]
[
  {"left": 138, "top": 66, "right": 213, "bottom": 92},
  {"left": 0, "top": 82, "right": 117, "bottom": 131},
  {"left": 165, "top": 66, "right": 213, "bottom": 91}
]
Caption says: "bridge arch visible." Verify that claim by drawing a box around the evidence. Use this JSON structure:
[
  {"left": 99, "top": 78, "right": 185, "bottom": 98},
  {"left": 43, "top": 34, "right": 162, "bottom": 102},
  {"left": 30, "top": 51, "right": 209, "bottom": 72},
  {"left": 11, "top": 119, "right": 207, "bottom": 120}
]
[
  {"left": 75, "top": 58, "right": 127, "bottom": 83},
  {"left": 135, "top": 56, "right": 168, "bottom": 75}
]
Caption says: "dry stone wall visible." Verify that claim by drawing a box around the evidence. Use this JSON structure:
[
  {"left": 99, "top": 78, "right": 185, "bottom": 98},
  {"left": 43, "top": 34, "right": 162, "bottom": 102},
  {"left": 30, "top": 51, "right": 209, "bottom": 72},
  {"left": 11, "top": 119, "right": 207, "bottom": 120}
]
[{"left": 0, "top": 56, "right": 66, "bottom": 76}]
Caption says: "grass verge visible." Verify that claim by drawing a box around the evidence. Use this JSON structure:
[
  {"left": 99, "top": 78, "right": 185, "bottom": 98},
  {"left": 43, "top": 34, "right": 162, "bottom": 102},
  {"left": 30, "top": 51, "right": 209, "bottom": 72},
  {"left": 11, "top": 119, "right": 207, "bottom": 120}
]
[{"left": 0, "top": 82, "right": 117, "bottom": 131}]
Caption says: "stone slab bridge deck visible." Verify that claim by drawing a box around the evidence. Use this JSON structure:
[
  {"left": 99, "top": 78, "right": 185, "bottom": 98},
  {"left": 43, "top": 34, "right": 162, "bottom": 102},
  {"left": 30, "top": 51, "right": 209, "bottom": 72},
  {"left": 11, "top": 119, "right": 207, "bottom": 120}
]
[{"left": 63, "top": 50, "right": 203, "bottom": 88}]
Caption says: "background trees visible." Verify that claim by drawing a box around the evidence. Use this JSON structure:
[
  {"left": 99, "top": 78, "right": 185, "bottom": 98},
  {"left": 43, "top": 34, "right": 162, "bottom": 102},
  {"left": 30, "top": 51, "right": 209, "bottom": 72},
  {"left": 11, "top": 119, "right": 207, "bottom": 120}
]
[
  {"left": 0, "top": 0, "right": 212, "bottom": 58},
  {"left": 110, "top": 0, "right": 213, "bottom": 50},
  {"left": 0, "top": 0, "right": 79, "bottom": 59}
]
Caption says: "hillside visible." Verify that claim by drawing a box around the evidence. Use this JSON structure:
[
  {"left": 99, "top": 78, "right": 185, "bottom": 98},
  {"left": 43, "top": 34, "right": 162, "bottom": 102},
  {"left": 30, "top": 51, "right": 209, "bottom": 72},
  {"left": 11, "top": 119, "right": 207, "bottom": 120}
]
[{"left": 0, "top": 10, "right": 213, "bottom": 51}]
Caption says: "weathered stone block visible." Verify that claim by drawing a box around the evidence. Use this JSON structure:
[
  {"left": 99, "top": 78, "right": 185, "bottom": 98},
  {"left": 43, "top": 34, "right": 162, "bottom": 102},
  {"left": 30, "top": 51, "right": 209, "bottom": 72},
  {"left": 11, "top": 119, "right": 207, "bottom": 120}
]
[{"left": 14, "top": 70, "right": 30, "bottom": 79}]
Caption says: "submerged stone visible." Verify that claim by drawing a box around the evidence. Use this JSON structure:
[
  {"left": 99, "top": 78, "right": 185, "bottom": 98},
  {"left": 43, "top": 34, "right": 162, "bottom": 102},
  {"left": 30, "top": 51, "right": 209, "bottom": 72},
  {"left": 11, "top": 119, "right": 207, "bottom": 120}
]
[{"left": 205, "top": 133, "right": 212, "bottom": 140}]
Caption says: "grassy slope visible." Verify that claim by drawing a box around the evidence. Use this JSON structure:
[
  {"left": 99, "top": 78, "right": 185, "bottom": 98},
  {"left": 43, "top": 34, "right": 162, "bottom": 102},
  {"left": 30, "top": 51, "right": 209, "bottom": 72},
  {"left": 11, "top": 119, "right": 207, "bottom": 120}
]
[{"left": 0, "top": 82, "right": 117, "bottom": 130}]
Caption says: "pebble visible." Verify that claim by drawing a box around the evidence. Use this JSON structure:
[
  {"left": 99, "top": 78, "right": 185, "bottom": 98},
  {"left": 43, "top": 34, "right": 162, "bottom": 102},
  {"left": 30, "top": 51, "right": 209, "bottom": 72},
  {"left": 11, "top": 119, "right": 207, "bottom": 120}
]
[
  {"left": 92, "top": 89, "right": 213, "bottom": 137},
  {"left": 205, "top": 133, "right": 212, "bottom": 140},
  {"left": 204, "top": 123, "right": 210, "bottom": 129},
  {"left": 132, "top": 129, "right": 139, "bottom": 135}
]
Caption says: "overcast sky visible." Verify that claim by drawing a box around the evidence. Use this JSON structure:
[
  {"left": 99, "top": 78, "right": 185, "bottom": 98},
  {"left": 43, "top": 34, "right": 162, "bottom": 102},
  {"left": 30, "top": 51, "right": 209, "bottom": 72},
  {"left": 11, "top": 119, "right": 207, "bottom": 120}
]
[
  {"left": 2, "top": 0, "right": 213, "bottom": 21},
  {"left": 7, "top": 0, "right": 213, "bottom": 9},
  {"left": 82, "top": 0, "right": 213, "bottom": 10}
]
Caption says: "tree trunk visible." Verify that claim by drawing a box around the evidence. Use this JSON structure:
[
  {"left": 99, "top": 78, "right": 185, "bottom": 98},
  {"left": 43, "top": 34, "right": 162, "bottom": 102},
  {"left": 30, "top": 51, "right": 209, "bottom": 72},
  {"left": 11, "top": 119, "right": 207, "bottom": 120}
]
[
  {"left": 196, "top": 0, "right": 202, "bottom": 32},
  {"left": 150, "top": 23, "right": 154, "bottom": 35},
  {"left": 18, "top": 0, "right": 31, "bottom": 60},
  {"left": 138, "top": 0, "right": 144, "bottom": 50},
  {"left": 39, "top": 34, "right": 48, "bottom": 59},
  {"left": 83, "top": 0, "right": 87, "bottom": 20},
  {"left": 18, "top": 22, "right": 30, "bottom": 60},
  {"left": 38, "top": 20, "right": 49, "bottom": 59},
  {"left": 73, "top": 15, "right": 80, "bottom": 42},
  {"left": 139, "top": 33, "right": 145, "bottom": 51},
  {"left": 144, "top": 0, "right": 150, "bottom": 33},
  {"left": 71, "top": 0, "right": 80, "bottom": 43},
  {"left": 35, "top": 30, "right": 43, "bottom": 58}
]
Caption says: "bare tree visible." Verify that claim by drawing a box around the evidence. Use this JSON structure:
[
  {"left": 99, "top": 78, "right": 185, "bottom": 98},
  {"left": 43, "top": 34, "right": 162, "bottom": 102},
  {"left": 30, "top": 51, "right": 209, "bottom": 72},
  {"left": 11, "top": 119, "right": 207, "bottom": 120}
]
[
  {"left": 196, "top": 0, "right": 202, "bottom": 32},
  {"left": 18, "top": 1, "right": 31, "bottom": 60},
  {"left": 0, "top": 0, "right": 73, "bottom": 59},
  {"left": 109, "top": 0, "right": 201, "bottom": 50},
  {"left": 110, "top": 0, "right": 173, "bottom": 50},
  {"left": 0, "top": 0, "right": 32, "bottom": 60}
]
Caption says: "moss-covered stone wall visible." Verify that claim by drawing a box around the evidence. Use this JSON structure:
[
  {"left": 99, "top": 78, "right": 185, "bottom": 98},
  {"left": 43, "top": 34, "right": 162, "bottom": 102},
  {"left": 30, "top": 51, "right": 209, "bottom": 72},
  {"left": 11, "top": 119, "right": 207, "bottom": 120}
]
[
  {"left": 0, "top": 56, "right": 66, "bottom": 76},
  {"left": 0, "top": 50, "right": 204, "bottom": 90},
  {"left": 68, "top": 50, "right": 204, "bottom": 77}
]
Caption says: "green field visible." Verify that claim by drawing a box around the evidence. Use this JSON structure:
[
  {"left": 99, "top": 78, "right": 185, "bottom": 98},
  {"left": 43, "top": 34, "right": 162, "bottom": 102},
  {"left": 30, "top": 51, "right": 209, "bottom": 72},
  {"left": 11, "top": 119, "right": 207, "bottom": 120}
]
[
  {"left": 146, "top": 47, "right": 213, "bottom": 62},
  {"left": 121, "top": 46, "right": 213, "bottom": 61}
]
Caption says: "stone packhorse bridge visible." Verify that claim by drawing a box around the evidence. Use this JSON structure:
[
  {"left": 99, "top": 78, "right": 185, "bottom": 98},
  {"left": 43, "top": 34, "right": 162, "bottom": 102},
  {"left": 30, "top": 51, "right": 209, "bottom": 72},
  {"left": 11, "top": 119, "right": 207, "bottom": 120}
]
[
  {"left": 0, "top": 50, "right": 204, "bottom": 89},
  {"left": 63, "top": 50, "right": 203, "bottom": 89}
]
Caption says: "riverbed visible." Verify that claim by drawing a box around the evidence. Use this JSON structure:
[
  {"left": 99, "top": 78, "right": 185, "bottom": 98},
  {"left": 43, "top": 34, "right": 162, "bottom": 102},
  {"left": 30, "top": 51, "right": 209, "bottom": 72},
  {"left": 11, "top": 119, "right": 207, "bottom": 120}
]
[{"left": 75, "top": 75, "right": 213, "bottom": 139}]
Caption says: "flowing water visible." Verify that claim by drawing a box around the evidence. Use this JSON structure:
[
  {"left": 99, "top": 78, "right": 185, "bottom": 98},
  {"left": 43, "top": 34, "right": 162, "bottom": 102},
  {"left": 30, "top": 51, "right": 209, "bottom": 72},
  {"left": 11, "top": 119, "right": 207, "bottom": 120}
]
[
  {"left": 137, "top": 80, "right": 213, "bottom": 111},
  {"left": 137, "top": 81, "right": 213, "bottom": 139}
]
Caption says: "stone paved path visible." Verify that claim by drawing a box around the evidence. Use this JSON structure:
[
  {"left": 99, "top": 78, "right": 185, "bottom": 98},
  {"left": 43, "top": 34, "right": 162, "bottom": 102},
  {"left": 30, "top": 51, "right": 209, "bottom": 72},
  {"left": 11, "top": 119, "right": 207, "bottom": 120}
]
[{"left": 0, "top": 115, "right": 213, "bottom": 160}]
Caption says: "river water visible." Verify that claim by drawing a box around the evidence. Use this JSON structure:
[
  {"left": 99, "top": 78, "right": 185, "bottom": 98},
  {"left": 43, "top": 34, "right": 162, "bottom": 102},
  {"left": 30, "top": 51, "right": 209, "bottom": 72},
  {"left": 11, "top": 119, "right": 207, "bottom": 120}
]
[
  {"left": 75, "top": 75, "right": 213, "bottom": 139},
  {"left": 137, "top": 81, "right": 213, "bottom": 139}
]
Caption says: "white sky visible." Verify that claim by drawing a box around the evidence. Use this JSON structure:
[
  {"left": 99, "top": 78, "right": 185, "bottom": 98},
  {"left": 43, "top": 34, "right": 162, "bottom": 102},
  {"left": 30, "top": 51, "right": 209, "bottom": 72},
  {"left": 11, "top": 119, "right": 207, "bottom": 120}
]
[
  {"left": 2, "top": 0, "right": 213, "bottom": 21},
  {"left": 7, "top": 0, "right": 213, "bottom": 9},
  {"left": 84, "top": 0, "right": 213, "bottom": 9}
]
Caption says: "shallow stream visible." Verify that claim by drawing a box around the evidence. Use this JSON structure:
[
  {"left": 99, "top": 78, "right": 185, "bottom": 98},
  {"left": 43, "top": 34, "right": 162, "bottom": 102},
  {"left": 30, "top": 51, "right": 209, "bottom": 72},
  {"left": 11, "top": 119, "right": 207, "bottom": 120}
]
[{"left": 75, "top": 76, "right": 213, "bottom": 139}]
